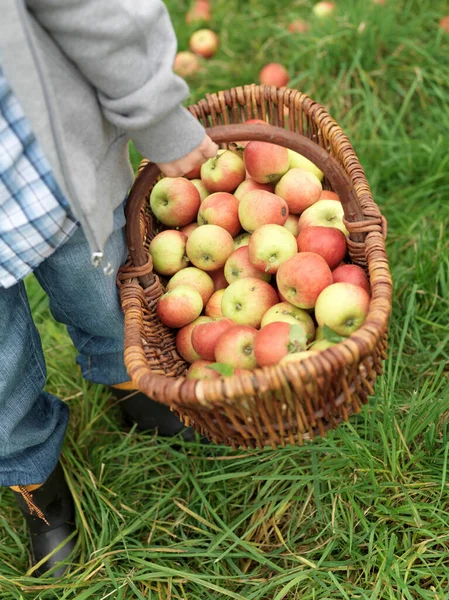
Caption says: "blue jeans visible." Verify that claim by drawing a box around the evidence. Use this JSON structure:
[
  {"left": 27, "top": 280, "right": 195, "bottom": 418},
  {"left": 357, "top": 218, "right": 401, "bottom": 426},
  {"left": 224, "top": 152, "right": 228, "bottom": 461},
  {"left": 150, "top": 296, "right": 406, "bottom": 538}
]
[{"left": 0, "top": 203, "right": 129, "bottom": 486}]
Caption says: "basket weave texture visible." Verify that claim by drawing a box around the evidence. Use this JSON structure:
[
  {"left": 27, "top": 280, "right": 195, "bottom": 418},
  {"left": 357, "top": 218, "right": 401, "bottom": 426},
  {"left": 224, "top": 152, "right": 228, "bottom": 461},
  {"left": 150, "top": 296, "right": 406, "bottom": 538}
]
[{"left": 118, "top": 84, "right": 392, "bottom": 449}]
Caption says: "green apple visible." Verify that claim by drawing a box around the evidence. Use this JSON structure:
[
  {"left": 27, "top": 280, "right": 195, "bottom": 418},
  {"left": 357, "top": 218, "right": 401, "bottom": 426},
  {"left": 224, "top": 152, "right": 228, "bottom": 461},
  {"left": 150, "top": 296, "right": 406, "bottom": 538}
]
[
  {"left": 260, "top": 301, "right": 315, "bottom": 342},
  {"left": 149, "top": 229, "right": 189, "bottom": 276},
  {"left": 297, "top": 199, "right": 349, "bottom": 236},
  {"left": 288, "top": 149, "right": 323, "bottom": 181},
  {"left": 314, "top": 282, "right": 371, "bottom": 336},
  {"left": 221, "top": 277, "right": 279, "bottom": 327},
  {"left": 248, "top": 223, "right": 297, "bottom": 274}
]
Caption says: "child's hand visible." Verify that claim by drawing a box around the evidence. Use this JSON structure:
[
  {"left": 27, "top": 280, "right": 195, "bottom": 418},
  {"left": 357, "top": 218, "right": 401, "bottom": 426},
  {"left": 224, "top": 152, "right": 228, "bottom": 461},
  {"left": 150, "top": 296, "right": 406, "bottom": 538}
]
[{"left": 156, "top": 135, "right": 219, "bottom": 177}]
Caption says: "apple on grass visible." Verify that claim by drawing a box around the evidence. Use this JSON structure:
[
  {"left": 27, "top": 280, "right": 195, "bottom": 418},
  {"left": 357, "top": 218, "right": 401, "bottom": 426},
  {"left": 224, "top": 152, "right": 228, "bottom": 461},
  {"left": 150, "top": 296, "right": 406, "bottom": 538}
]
[
  {"left": 209, "top": 266, "right": 228, "bottom": 290},
  {"left": 185, "top": 0, "right": 211, "bottom": 24},
  {"left": 260, "top": 301, "right": 315, "bottom": 342},
  {"left": 191, "top": 318, "right": 235, "bottom": 361},
  {"left": 190, "top": 179, "right": 209, "bottom": 201},
  {"left": 287, "top": 19, "right": 310, "bottom": 34},
  {"left": 288, "top": 149, "right": 324, "bottom": 181},
  {"left": 297, "top": 226, "right": 347, "bottom": 270},
  {"left": 254, "top": 322, "right": 308, "bottom": 367},
  {"left": 197, "top": 192, "right": 241, "bottom": 236},
  {"left": 186, "top": 224, "right": 235, "bottom": 271},
  {"left": 173, "top": 52, "right": 201, "bottom": 77},
  {"left": 205, "top": 289, "right": 225, "bottom": 318},
  {"left": 297, "top": 199, "right": 349, "bottom": 236},
  {"left": 238, "top": 190, "right": 289, "bottom": 232},
  {"left": 244, "top": 141, "right": 290, "bottom": 184},
  {"left": 214, "top": 325, "right": 258, "bottom": 370},
  {"left": 233, "top": 232, "right": 251, "bottom": 249},
  {"left": 225, "top": 246, "right": 271, "bottom": 283},
  {"left": 276, "top": 252, "right": 333, "bottom": 309},
  {"left": 234, "top": 178, "right": 275, "bottom": 200},
  {"left": 186, "top": 359, "right": 221, "bottom": 380},
  {"left": 313, "top": 2, "right": 336, "bottom": 18},
  {"left": 275, "top": 168, "right": 322, "bottom": 214},
  {"left": 314, "top": 282, "right": 370, "bottom": 336},
  {"left": 332, "top": 264, "right": 370, "bottom": 295},
  {"left": 221, "top": 277, "right": 279, "bottom": 327},
  {"left": 248, "top": 224, "right": 297, "bottom": 274},
  {"left": 149, "top": 230, "right": 188, "bottom": 276},
  {"left": 166, "top": 267, "right": 215, "bottom": 305},
  {"left": 176, "top": 316, "right": 212, "bottom": 363},
  {"left": 189, "top": 29, "right": 219, "bottom": 59},
  {"left": 284, "top": 214, "right": 299, "bottom": 236},
  {"left": 259, "top": 63, "right": 290, "bottom": 87},
  {"left": 150, "top": 177, "right": 200, "bottom": 226},
  {"left": 201, "top": 149, "right": 246, "bottom": 194},
  {"left": 157, "top": 284, "right": 203, "bottom": 328}
]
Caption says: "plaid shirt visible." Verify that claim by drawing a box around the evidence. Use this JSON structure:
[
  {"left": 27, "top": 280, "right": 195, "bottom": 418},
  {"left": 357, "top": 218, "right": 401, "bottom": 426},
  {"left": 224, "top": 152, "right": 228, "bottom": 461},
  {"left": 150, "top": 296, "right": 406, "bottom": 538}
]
[{"left": 0, "top": 66, "right": 78, "bottom": 289}]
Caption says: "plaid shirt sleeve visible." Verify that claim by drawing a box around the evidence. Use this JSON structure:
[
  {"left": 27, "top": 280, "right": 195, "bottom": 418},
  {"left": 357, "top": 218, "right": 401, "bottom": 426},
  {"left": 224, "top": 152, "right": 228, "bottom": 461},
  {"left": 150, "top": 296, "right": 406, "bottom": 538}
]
[{"left": 0, "top": 65, "right": 78, "bottom": 289}]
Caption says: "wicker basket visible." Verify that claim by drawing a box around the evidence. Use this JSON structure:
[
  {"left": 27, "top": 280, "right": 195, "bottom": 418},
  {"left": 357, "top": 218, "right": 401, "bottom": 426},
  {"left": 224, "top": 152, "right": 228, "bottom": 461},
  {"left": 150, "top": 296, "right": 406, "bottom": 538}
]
[{"left": 118, "top": 84, "right": 392, "bottom": 449}]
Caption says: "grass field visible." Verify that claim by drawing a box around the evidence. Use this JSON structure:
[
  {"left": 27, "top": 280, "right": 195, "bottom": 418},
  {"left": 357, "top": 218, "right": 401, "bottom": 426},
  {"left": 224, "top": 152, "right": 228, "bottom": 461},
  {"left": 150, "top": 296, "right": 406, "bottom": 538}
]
[{"left": 1, "top": 0, "right": 449, "bottom": 598}]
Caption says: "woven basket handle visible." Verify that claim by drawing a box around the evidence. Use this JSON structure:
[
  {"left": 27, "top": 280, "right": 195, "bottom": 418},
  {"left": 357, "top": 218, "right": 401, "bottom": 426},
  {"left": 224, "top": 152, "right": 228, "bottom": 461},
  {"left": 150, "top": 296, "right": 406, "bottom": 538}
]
[{"left": 125, "top": 124, "right": 365, "bottom": 287}]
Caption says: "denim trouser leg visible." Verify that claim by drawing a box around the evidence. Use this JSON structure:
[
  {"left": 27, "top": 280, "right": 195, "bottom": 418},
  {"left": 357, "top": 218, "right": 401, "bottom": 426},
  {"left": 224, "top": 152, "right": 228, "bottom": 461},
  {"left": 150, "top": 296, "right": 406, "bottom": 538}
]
[{"left": 0, "top": 203, "right": 129, "bottom": 486}]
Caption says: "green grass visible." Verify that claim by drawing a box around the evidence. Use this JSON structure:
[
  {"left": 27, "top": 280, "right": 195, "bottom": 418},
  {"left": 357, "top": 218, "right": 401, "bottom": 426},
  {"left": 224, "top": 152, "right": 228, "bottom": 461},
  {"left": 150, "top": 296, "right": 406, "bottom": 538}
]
[{"left": 2, "top": 0, "right": 449, "bottom": 597}]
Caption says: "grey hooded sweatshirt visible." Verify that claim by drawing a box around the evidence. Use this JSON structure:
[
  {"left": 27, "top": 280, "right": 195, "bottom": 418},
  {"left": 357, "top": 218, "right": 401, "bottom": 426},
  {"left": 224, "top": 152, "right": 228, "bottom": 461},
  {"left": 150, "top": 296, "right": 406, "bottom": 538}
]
[{"left": 0, "top": 0, "right": 206, "bottom": 268}]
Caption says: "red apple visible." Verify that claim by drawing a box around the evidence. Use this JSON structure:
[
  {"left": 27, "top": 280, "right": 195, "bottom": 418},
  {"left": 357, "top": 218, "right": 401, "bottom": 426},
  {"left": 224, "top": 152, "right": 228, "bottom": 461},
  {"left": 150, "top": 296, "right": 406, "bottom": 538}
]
[
  {"left": 149, "top": 230, "right": 188, "bottom": 276},
  {"left": 157, "top": 284, "right": 203, "bottom": 328},
  {"left": 297, "top": 199, "right": 348, "bottom": 236},
  {"left": 186, "top": 224, "right": 235, "bottom": 271},
  {"left": 205, "top": 289, "right": 225, "bottom": 318},
  {"left": 186, "top": 0, "right": 211, "bottom": 24},
  {"left": 190, "top": 179, "right": 209, "bottom": 201},
  {"left": 260, "top": 301, "right": 315, "bottom": 342},
  {"left": 320, "top": 190, "right": 340, "bottom": 201},
  {"left": 259, "top": 63, "right": 290, "bottom": 87},
  {"left": 254, "top": 321, "right": 308, "bottom": 367},
  {"left": 248, "top": 224, "right": 297, "bottom": 274},
  {"left": 233, "top": 233, "right": 251, "bottom": 249},
  {"left": 201, "top": 149, "right": 246, "bottom": 193},
  {"left": 166, "top": 267, "right": 215, "bottom": 305},
  {"left": 184, "top": 164, "right": 202, "bottom": 179},
  {"left": 287, "top": 19, "right": 310, "bottom": 33},
  {"left": 186, "top": 359, "right": 221, "bottom": 380},
  {"left": 238, "top": 190, "right": 289, "bottom": 232},
  {"left": 225, "top": 245, "right": 272, "bottom": 283},
  {"left": 244, "top": 141, "right": 290, "bottom": 184},
  {"left": 176, "top": 316, "right": 212, "bottom": 363},
  {"left": 197, "top": 192, "right": 241, "bottom": 236},
  {"left": 209, "top": 266, "right": 228, "bottom": 290},
  {"left": 314, "top": 282, "right": 371, "bottom": 336},
  {"left": 191, "top": 318, "right": 235, "bottom": 360},
  {"left": 276, "top": 252, "right": 333, "bottom": 309},
  {"left": 150, "top": 177, "right": 200, "bottom": 226},
  {"left": 234, "top": 178, "right": 275, "bottom": 200},
  {"left": 221, "top": 277, "right": 279, "bottom": 327},
  {"left": 297, "top": 226, "right": 347, "bottom": 270},
  {"left": 313, "top": 2, "right": 336, "bottom": 18},
  {"left": 214, "top": 325, "right": 258, "bottom": 370},
  {"left": 189, "top": 29, "right": 219, "bottom": 58},
  {"left": 284, "top": 214, "right": 299, "bottom": 236},
  {"left": 332, "top": 264, "right": 370, "bottom": 295},
  {"left": 439, "top": 16, "right": 449, "bottom": 33},
  {"left": 180, "top": 222, "right": 200, "bottom": 238},
  {"left": 173, "top": 51, "right": 201, "bottom": 77},
  {"left": 275, "top": 168, "right": 322, "bottom": 214}
]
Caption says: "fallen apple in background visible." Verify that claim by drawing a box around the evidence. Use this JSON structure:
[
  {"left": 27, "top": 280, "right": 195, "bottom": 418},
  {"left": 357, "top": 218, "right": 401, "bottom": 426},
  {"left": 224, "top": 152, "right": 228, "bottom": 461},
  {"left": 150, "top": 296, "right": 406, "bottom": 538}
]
[
  {"left": 166, "top": 267, "right": 215, "bottom": 305},
  {"left": 205, "top": 288, "right": 225, "bottom": 318},
  {"left": 214, "top": 325, "right": 258, "bottom": 370},
  {"left": 221, "top": 277, "right": 279, "bottom": 327},
  {"left": 157, "top": 284, "right": 203, "bottom": 328},
  {"left": 189, "top": 29, "right": 219, "bottom": 58},
  {"left": 150, "top": 177, "right": 200, "bottom": 227},
  {"left": 198, "top": 192, "right": 241, "bottom": 236},
  {"left": 288, "top": 149, "right": 324, "bottom": 181},
  {"left": 191, "top": 318, "right": 235, "bottom": 361},
  {"left": 313, "top": 1, "right": 336, "bottom": 18},
  {"left": 238, "top": 190, "right": 289, "bottom": 232},
  {"left": 275, "top": 168, "right": 322, "bottom": 214},
  {"left": 244, "top": 141, "right": 290, "bottom": 184},
  {"left": 439, "top": 16, "right": 449, "bottom": 33},
  {"left": 149, "top": 230, "right": 189, "bottom": 276},
  {"left": 260, "top": 301, "right": 315, "bottom": 342},
  {"left": 297, "top": 226, "right": 347, "bottom": 270},
  {"left": 185, "top": 0, "right": 211, "bottom": 24},
  {"left": 224, "top": 246, "right": 272, "bottom": 283},
  {"left": 276, "top": 251, "right": 333, "bottom": 309},
  {"left": 259, "top": 62, "right": 290, "bottom": 87},
  {"left": 201, "top": 149, "right": 246, "bottom": 193},
  {"left": 186, "top": 224, "right": 235, "bottom": 271},
  {"left": 287, "top": 19, "right": 310, "bottom": 34},
  {"left": 176, "top": 316, "right": 212, "bottom": 363},
  {"left": 332, "top": 263, "right": 371, "bottom": 294},
  {"left": 297, "top": 199, "right": 348, "bottom": 236},
  {"left": 248, "top": 223, "right": 297, "bottom": 274},
  {"left": 173, "top": 51, "right": 201, "bottom": 77},
  {"left": 314, "top": 282, "right": 371, "bottom": 336},
  {"left": 254, "top": 321, "right": 308, "bottom": 367}
]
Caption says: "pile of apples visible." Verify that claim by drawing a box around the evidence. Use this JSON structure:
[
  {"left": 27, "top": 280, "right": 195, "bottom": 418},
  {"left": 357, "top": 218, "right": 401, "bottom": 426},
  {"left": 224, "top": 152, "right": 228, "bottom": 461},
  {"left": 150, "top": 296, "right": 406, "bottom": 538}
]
[{"left": 149, "top": 122, "right": 371, "bottom": 380}]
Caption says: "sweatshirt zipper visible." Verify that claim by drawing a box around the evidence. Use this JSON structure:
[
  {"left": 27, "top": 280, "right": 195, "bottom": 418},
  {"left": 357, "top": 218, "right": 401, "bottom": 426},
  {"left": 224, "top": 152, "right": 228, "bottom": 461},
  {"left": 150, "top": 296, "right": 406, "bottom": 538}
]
[{"left": 17, "top": 0, "right": 112, "bottom": 275}]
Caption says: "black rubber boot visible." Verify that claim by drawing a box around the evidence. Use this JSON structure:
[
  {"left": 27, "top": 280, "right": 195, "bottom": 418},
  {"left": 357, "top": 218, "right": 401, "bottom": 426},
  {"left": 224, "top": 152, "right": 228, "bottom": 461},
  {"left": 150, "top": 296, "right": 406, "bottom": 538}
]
[
  {"left": 12, "top": 462, "right": 76, "bottom": 577},
  {"left": 112, "top": 388, "right": 206, "bottom": 442}
]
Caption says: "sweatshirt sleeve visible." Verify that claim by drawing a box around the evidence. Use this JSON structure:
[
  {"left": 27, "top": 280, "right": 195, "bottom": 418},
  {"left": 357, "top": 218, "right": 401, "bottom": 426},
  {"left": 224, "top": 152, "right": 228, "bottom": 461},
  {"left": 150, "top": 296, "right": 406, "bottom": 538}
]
[{"left": 26, "top": 0, "right": 206, "bottom": 163}]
